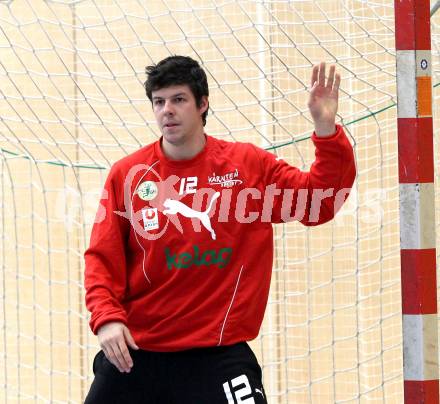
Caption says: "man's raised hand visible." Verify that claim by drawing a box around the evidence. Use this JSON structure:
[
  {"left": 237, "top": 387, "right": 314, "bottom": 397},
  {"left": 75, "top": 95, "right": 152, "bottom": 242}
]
[{"left": 308, "top": 62, "right": 341, "bottom": 137}]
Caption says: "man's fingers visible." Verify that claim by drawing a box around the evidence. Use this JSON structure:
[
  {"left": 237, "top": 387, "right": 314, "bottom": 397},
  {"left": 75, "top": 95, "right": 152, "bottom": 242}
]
[
  {"left": 311, "top": 64, "right": 319, "bottom": 88},
  {"left": 101, "top": 345, "right": 110, "bottom": 363},
  {"left": 101, "top": 340, "right": 130, "bottom": 373},
  {"left": 123, "top": 326, "right": 139, "bottom": 350},
  {"left": 110, "top": 343, "right": 130, "bottom": 373},
  {"left": 104, "top": 344, "right": 124, "bottom": 372},
  {"left": 326, "top": 65, "right": 335, "bottom": 89},
  {"left": 116, "top": 339, "right": 133, "bottom": 372},
  {"left": 318, "top": 62, "right": 326, "bottom": 86}
]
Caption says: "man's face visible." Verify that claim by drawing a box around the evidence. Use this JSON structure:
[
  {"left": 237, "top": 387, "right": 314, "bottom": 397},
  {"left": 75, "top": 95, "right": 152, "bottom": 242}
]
[{"left": 151, "top": 84, "right": 208, "bottom": 146}]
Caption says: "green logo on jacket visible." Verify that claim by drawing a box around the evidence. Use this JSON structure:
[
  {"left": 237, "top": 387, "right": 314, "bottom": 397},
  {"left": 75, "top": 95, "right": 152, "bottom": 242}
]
[{"left": 165, "top": 245, "right": 232, "bottom": 270}]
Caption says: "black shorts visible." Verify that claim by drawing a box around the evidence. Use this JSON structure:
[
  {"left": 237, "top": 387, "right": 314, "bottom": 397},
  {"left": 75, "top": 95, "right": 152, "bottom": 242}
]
[{"left": 84, "top": 342, "right": 267, "bottom": 404}]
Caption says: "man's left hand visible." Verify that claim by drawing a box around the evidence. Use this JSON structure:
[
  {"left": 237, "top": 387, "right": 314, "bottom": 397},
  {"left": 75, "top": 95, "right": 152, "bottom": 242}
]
[{"left": 308, "top": 62, "right": 341, "bottom": 137}]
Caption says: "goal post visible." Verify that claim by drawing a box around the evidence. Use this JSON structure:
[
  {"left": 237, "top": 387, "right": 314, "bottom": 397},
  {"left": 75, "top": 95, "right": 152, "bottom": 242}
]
[
  {"left": 0, "top": 1, "right": 439, "bottom": 403},
  {"left": 395, "top": 0, "right": 439, "bottom": 402}
]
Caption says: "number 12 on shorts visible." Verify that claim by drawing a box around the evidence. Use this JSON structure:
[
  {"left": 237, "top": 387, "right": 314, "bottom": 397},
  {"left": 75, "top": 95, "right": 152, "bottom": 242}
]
[{"left": 223, "top": 374, "right": 256, "bottom": 404}]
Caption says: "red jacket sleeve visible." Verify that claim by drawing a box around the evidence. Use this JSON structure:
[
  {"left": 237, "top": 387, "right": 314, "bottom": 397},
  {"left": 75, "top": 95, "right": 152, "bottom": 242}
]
[
  {"left": 255, "top": 124, "right": 356, "bottom": 225},
  {"left": 84, "top": 165, "right": 130, "bottom": 334}
]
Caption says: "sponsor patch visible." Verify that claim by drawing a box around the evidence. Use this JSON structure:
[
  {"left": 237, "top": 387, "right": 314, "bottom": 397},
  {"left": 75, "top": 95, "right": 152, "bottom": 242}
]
[
  {"left": 208, "top": 169, "right": 243, "bottom": 188},
  {"left": 142, "top": 207, "right": 159, "bottom": 231},
  {"left": 165, "top": 245, "right": 232, "bottom": 270},
  {"left": 137, "top": 181, "right": 158, "bottom": 201}
]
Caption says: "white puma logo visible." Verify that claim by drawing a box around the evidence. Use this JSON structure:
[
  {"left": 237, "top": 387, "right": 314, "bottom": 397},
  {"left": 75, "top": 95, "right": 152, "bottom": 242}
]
[
  {"left": 163, "top": 192, "right": 220, "bottom": 240},
  {"left": 255, "top": 388, "right": 265, "bottom": 397}
]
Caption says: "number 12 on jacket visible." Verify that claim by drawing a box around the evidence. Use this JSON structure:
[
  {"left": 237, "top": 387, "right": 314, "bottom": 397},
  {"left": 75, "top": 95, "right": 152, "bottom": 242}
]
[{"left": 179, "top": 176, "right": 198, "bottom": 195}]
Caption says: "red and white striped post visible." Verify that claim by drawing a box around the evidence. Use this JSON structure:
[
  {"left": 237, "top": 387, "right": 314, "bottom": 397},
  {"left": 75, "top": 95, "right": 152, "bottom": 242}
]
[{"left": 395, "top": 1, "right": 439, "bottom": 402}]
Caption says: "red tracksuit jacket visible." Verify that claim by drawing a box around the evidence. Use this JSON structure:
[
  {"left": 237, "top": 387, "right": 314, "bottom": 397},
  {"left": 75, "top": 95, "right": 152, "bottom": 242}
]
[{"left": 84, "top": 125, "right": 356, "bottom": 351}]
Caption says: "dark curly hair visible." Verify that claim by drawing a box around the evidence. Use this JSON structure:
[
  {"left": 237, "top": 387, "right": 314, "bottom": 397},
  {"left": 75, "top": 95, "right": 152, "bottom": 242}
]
[{"left": 144, "top": 55, "right": 209, "bottom": 126}]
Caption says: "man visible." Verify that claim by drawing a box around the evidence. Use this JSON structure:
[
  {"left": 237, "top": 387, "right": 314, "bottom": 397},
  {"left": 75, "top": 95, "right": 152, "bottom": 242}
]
[{"left": 84, "top": 55, "right": 355, "bottom": 403}]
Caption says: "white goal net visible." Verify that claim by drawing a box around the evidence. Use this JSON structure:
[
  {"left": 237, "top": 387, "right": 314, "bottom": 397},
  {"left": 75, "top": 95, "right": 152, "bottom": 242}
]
[{"left": 1, "top": 1, "right": 439, "bottom": 403}]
